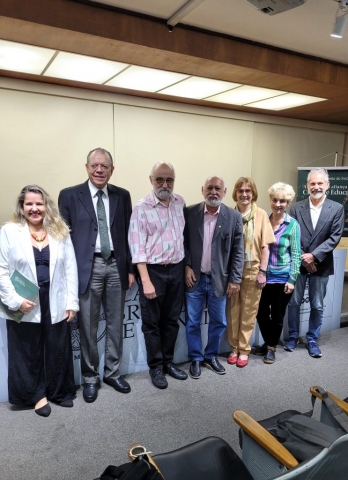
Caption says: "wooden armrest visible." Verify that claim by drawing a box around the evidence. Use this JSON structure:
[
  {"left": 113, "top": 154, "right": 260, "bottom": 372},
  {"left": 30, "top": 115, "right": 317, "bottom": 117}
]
[
  {"left": 127, "top": 443, "right": 165, "bottom": 478},
  {"left": 233, "top": 410, "right": 299, "bottom": 470},
  {"left": 310, "top": 386, "right": 348, "bottom": 415}
]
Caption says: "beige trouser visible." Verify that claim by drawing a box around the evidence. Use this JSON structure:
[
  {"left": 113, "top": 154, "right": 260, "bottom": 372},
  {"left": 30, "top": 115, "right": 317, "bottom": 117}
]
[{"left": 226, "top": 263, "right": 262, "bottom": 356}]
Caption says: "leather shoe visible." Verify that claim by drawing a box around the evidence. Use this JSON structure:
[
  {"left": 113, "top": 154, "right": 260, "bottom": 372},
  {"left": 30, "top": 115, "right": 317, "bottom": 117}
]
[
  {"left": 83, "top": 383, "right": 99, "bottom": 403},
  {"left": 203, "top": 357, "right": 226, "bottom": 375},
  {"left": 150, "top": 367, "right": 168, "bottom": 389},
  {"left": 104, "top": 377, "right": 131, "bottom": 394},
  {"left": 35, "top": 403, "right": 51, "bottom": 417},
  {"left": 253, "top": 343, "right": 267, "bottom": 356},
  {"left": 189, "top": 361, "right": 201, "bottom": 379},
  {"left": 163, "top": 363, "right": 188, "bottom": 380},
  {"left": 236, "top": 356, "right": 249, "bottom": 368}
]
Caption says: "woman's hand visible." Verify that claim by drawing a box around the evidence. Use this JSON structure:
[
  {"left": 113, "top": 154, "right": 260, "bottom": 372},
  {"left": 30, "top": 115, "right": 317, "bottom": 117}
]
[
  {"left": 19, "top": 299, "right": 36, "bottom": 314},
  {"left": 255, "top": 271, "right": 267, "bottom": 289},
  {"left": 65, "top": 310, "right": 77, "bottom": 322},
  {"left": 284, "top": 282, "right": 294, "bottom": 294}
]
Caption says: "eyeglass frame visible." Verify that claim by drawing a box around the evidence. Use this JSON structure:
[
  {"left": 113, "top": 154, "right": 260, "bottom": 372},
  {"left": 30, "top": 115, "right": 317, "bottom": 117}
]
[
  {"left": 87, "top": 163, "right": 112, "bottom": 172},
  {"left": 151, "top": 176, "right": 175, "bottom": 186}
]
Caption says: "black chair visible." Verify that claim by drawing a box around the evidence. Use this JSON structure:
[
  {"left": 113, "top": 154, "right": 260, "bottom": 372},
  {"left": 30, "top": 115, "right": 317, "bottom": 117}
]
[{"left": 129, "top": 437, "right": 253, "bottom": 480}]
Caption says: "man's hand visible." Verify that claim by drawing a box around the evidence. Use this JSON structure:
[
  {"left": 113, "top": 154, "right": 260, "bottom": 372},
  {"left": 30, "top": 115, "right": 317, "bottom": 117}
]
[
  {"left": 65, "top": 310, "right": 77, "bottom": 322},
  {"left": 142, "top": 279, "right": 156, "bottom": 299},
  {"left": 185, "top": 266, "right": 196, "bottom": 288},
  {"left": 128, "top": 273, "right": 135, "bottom": 289},
  {"left": 19, "top": 299, "right": 36, "bottom": 314},
  {"left": 256, "top": 271, "right": 267, "bottom": 290},
  {"left": 284, "top": 282, "right": 294, "bottom": 294},
  {"left": 301, "top": 253, "right": 317, "bottom": 273},
  {"left": 227, "top": 283, "right": 240, "bottom": 297}
]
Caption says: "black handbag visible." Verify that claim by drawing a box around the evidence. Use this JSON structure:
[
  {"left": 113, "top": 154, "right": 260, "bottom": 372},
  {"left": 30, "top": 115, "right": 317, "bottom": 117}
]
[{"left": 95, "top": 454, "right": 163, "bottom": 480}]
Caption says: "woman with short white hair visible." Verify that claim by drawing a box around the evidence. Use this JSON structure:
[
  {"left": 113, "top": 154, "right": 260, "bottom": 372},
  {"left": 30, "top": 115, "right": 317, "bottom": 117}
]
[{"left": 254, "top": 182, "right": 301, "bottom": 364}]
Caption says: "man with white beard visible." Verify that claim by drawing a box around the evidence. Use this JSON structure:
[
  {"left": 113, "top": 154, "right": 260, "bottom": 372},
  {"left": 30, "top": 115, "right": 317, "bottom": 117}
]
[
  {"left": 128, "top": 162, "right": 187, "bottom": 389},
  {"left": 184, "top": 176, "right": 244, "bottom": 379},
  {"left": 285, "top": 168, "right": 344, "bottom": 358}
]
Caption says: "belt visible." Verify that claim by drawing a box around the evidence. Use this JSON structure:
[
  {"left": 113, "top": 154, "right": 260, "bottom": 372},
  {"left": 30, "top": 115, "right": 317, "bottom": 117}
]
[
  {"left": 94, "top": 252, "right": 114, "bottom": 258},
  {"left": 200, "top": 271, "right": 212, "bottom": 278}
]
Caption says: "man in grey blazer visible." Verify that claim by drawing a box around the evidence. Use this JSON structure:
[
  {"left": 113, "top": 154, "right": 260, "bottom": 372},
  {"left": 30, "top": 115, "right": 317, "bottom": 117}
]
[
  {"left": 184, "top": 176, "right": 244, "bottom": 379},
  {"left": 59, "top": 148, "right": 135, "bottom": 402},
  {"left": 285, "top": 168, "right": 344, "bottom": 358}
]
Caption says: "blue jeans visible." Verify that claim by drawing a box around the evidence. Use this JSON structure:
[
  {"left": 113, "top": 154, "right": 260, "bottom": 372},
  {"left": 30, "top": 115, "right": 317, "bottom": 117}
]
[
  {"left": 287, "top": 274, "right": 329, "bottom": 342},
  {"left": 185, "top": 275, "right": 227, "bottom": 361}
]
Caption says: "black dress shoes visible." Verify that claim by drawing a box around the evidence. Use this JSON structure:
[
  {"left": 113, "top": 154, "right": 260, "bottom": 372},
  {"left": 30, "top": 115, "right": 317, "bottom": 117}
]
[
  {"left": 189, "top": 361, "right": 201, "bottom": 379},
  {"left": 163, "top": 363, "right": 188, "bottom": 380},
  {"left": 83, "top": 383, "right": 100, "bottom": 403},
  {"left": 104, "top": 377, "right": 131, "bottom": 394},
  {"left": 203, "top": 357, "right": 226, "bottom": 375},
  {"left": 150, "top": 367, "right": 168, "bottom": 389},
  {"left": 35, "top": 404, "right": 51, "bottom": 417}
]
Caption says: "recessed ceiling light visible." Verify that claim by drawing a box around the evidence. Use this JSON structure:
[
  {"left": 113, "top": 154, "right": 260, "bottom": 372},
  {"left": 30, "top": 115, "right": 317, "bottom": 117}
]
[
  {"left": 247, "top": 92, "right": 326, "bottom": 110},
  {"left": 159, "top": 76, "right": 241, "bottom": 99},
  {"left": 43, "top": 52, "right": 128, "bottom": 83},
  {"left": 105, "top": 65, "right": 189, "bottom": 92},
  {"left": 206, "top": 85, "right": 285, "bottom": 105},
  {"left": 0, "top": 40, "right": 56, "bottom": 74}
]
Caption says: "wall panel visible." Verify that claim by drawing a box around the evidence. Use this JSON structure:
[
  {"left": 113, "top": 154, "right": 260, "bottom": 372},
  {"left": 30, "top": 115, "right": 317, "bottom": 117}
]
[
  {"left": 113, "top": 104, "right": 254, "bottom": 206},
  {"left": 252, "top": 123, "right": 345, "bottom": 210},
  {"left": 0, "top": 89, "right": 114, "bottom": 223}
]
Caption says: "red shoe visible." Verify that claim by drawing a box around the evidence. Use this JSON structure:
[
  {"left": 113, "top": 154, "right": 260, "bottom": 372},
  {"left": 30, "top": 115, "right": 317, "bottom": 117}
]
[
  {"left": 227, "top": 353, "right": 238, "bottom": 365},
  {"left": 236, "top": 356, "right": 249, "bottom": 368}
]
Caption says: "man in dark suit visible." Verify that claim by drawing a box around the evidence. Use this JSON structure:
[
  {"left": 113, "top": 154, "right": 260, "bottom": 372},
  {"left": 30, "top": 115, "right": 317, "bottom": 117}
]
[
  {"left": 184, "top": 176, "right": 244, "bottom": 379},
  {"left": 285, "top": 168, "right": 344, "bottom": 358},
  {"left": 59, "top": 148, "right": 135, "bottom": 402}
]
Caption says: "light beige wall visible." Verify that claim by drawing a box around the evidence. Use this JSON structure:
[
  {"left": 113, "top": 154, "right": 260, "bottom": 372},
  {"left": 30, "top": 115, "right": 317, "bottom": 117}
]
[
  {"left": 0, "top": 78, "right": 346, "bottom": 223},
  {"left": 252, "top": 123, "right": 345, "bottom": 211},
  {"left": 113, "top": 104, "right": 253, "bottom": 206},
  {"left": 0, "top": 88, "right": 114, "bottom": 224}
]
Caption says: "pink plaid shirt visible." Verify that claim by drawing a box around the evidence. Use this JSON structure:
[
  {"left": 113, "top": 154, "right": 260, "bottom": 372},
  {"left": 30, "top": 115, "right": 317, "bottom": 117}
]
[{"left": 128, "top": 191, "right": 185, "bottom": 265}]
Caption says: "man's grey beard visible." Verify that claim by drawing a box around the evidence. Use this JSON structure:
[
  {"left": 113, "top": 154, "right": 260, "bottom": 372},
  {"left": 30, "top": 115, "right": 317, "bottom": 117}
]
[
  {"left": 155, "top": 187, "right": 172, "bottom": 201},
  {"left": 310, "top": 191, "right": 326, "bottom": 200},
  {"left": 205, "top": 197, "right": 222, "bottom": 207}
]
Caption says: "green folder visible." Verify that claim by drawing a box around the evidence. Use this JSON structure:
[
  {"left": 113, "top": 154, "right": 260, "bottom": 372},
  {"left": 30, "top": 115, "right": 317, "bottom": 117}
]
[{"left": 0, "top": 270, "right": 39, "bottom": 323}]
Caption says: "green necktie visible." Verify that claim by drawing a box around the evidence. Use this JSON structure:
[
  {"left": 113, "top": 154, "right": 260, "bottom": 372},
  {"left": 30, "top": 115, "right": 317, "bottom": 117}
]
[{"left": 96, "top": 190, "right": 111, "bottom": 260}]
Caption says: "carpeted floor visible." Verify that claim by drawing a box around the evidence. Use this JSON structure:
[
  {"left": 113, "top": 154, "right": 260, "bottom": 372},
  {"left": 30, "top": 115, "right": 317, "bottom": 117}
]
[{"left": 1, "top": 326, "right": 348, "bottom": 480}]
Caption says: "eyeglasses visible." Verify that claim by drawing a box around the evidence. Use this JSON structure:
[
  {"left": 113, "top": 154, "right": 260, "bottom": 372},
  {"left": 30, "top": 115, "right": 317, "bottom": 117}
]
[
  {"left": 88, "top": 163, "right": 112, "bottom": 171},
  {"left": 153, "top": 177, "right": 175, "bottom": 186},
  {"left": 237, "top": 189, "right": 252, "bottom": 194}
]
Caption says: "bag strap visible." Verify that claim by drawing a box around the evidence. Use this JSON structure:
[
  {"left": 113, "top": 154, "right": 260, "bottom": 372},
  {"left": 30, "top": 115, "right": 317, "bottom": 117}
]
[{"left": 312, "top": 386, "right": 348, "bottom": 433}]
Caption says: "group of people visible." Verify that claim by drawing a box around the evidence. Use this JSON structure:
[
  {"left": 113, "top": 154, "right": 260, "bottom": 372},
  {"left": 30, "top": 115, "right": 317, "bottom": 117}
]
[{"left": 0, "top": 147, "right": 344, "bottom": 417}]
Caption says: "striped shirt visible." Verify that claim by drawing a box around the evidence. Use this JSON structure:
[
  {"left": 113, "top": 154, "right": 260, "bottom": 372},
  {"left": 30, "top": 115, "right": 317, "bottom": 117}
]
[
  {"left": 128, "top": 191, "right": 185, "bottom": 265},
  {"left": 267, "top": 213, "right": 301, "bottom": 285}
]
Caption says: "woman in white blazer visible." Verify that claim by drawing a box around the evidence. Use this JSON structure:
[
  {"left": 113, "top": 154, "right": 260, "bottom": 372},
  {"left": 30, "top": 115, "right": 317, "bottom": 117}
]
[{"left": 0, "top": 185, "right": 79, "bottom": 417}]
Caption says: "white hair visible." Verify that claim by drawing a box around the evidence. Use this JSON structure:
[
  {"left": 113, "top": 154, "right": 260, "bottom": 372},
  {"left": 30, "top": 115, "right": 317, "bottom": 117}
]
[{"left": 307, "top": 168, "right": 329, "bottom": 182}]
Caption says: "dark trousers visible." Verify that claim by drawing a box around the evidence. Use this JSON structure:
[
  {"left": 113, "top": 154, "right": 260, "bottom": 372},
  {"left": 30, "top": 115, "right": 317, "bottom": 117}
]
[
  {"left": 7, "top": 283, "right": 75, "bottom": 406},
  {"left": 256, "top": 283, "right": 293, "bottom": 348},
  {"left": 138, "top": 261, "right": 184, "bottom": 369}
]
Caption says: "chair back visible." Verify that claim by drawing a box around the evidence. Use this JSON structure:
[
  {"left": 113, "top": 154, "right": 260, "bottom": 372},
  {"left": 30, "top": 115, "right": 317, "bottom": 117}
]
[{"left": 153, "top": 436, "right": 253, "bottom": 480}]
